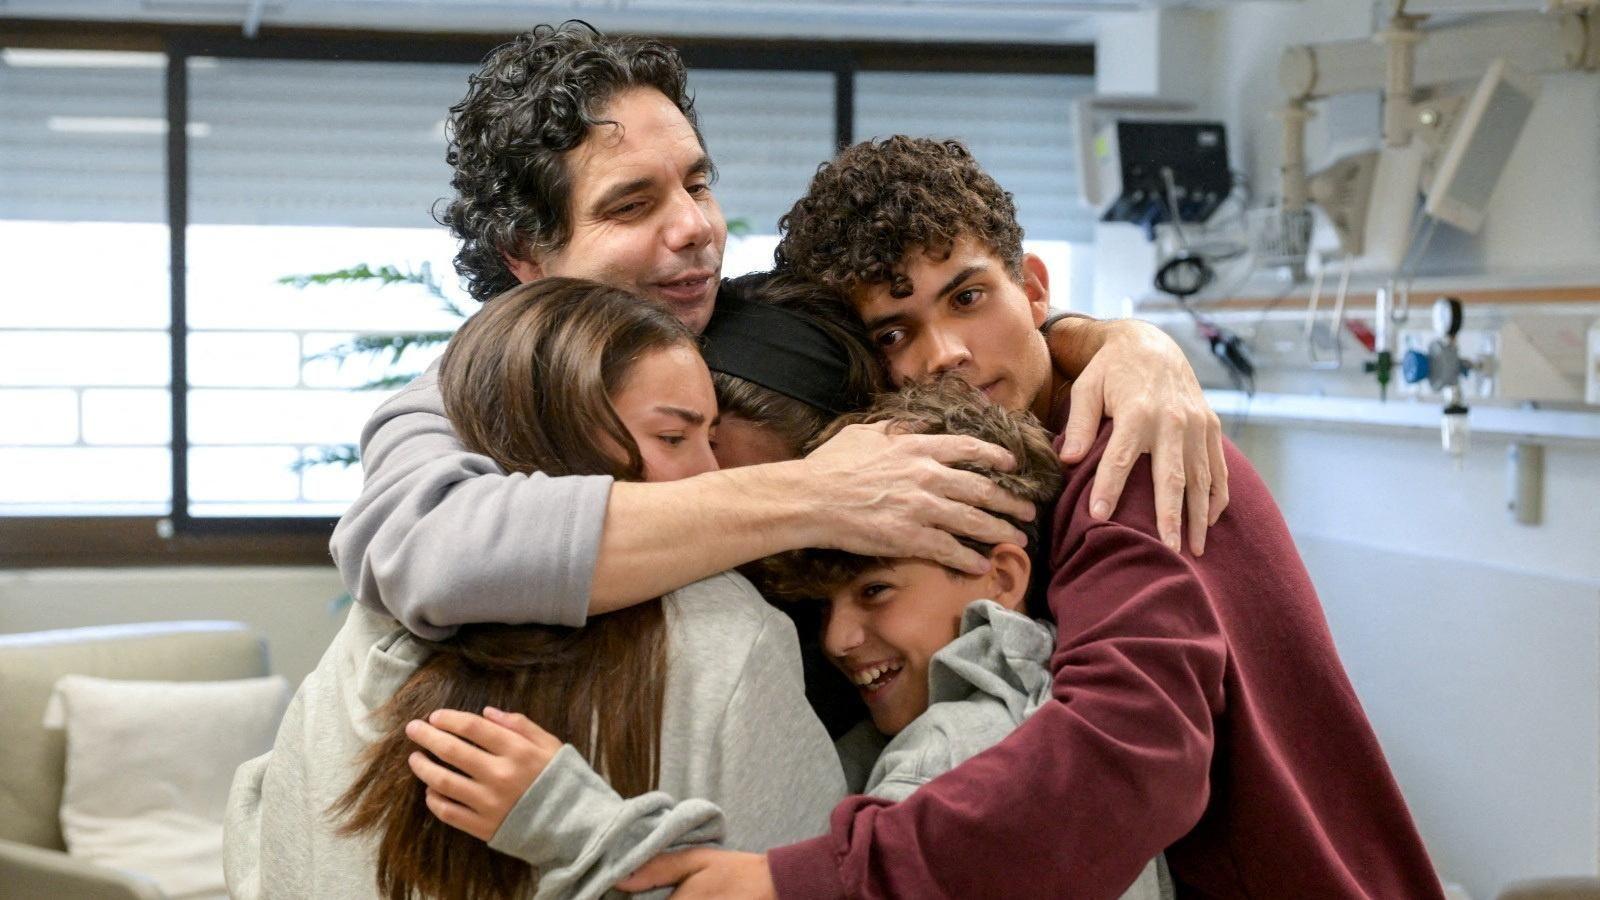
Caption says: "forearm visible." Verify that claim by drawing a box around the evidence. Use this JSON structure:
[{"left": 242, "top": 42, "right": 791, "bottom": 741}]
[{"left": 589, "top": 460, "right": 820, "bottom": 614}]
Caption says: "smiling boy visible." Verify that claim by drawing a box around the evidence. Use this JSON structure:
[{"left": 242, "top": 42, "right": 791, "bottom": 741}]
[{"left": 755, "top": 378, "right": 1172, "bottom": 900}]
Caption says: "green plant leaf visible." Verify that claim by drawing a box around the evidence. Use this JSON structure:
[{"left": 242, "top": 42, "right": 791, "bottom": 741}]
[
  {"left": 291, "top": 445, "right": 360, "bottom": 472},
  {"left": 311, "top": 331, "right": 455, "bottom": 365},
  {"left": 360, "top": 373, "right": 422, "bottom": 391}
]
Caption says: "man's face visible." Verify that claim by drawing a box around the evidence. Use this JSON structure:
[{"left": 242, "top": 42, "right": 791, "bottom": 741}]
[
  {"left": 510, "top": 87, "right": 726, "bottom": 334},
  {"left": 822, "top": 548, "right": 1027, "bottom": 735},
  {"left": 853, "top": 235, "right": 1051, "bottom": 415}
]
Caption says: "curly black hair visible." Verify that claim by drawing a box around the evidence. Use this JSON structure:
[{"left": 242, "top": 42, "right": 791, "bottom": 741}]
[
  {"left": 774, "top": 136, "right": 1025, "bottom": 300},
  {"left": 438, "top": 21, "right": 705, "bottom": 302}
]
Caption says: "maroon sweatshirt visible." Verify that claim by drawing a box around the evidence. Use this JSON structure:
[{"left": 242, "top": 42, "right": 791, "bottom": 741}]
[{"left": 767, "top": 423, "right": 1444, "bottom": 899}]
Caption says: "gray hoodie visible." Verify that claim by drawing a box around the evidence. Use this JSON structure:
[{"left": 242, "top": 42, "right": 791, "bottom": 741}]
[
  {"left": 223, "top": 571, "right": 845, "bottom": 900},
  {"left": 846, "top": 599, "right": 1172, "bottom": 899}
]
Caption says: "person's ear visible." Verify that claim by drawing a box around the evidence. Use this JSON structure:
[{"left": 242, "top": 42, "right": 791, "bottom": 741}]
[
  {"left": 1021, "top": 253, "right": 1051, "bottom": 328},
  {"left": 502, "top": 248, "right": 544, "bottom": 284},
  {"left": 984, "top": 542, "right": 1032, "bottom": 613}
]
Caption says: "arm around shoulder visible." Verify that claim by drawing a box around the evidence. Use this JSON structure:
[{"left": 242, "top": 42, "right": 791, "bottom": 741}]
[{"left": 330, "top": 369, "right": 612, "bottom": 638}]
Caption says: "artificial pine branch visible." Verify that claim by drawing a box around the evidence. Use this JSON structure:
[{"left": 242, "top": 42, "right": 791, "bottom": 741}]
[{"left": 290, "top": 444, "right": 361, "bottom": 472}]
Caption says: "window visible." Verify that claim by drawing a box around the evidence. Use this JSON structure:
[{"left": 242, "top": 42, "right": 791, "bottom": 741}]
[
  {"left": 1, "top": 49, "right": 173, "bottom": 515},
  {"left": 182, "top": 56, "right": 471, "bottom": 518}
]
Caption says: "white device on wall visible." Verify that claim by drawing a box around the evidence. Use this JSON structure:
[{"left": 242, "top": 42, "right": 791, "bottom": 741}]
[{"left": 1423, "top": 58, "right": 1542, "bottom": 234}]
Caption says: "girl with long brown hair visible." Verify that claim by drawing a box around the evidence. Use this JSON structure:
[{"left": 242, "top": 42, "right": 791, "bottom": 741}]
[{"left": 225, "top": 278, "right": 844, "bottom": 900}]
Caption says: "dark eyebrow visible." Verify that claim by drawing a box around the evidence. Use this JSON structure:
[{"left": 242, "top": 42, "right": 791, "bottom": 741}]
[
  {"left": 861, "top": 264, "right": 987, "bottom": 332},
  {"left": 935, "top": 265, "right": 987, "bottom": 301},
  {"left": 587, "top": 154, "right": 714, "bottom": 216},
  {"left": 590, "top": 176, "right": 655, "bottom": 215},
  {"left": 653, "top": 405, "right": 706, "bottom": 425},
  {"left": 860, "top": 310, "right": 908, "bottom": 334}
]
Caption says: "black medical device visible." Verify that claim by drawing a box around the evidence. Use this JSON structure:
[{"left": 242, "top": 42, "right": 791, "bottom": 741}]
[{"left": 1096, "top": 120, "right": 1233, "bottom": 239}]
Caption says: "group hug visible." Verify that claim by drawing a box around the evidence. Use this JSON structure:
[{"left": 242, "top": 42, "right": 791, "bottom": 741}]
[{"left": 223, "top": 20, "right": 1447, "bottom": 900}]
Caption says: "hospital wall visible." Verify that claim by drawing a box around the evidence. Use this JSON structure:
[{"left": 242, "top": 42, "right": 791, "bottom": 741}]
[
  {"left": 0, "top": 567, "right": 347, "bottom": 688},
  {"left": 1094, "top": 4, "right": 1600, "bottom": 899}
]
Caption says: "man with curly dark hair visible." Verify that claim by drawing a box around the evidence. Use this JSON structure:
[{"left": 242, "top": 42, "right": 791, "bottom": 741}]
[
  {"left": 329, "top": 21, "right": 1227, "bottom": 649},
  {"left": 611, "top": 136, "right": 1446, "bottom": 900}
]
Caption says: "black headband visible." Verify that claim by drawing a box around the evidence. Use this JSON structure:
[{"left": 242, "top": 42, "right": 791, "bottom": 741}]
[{"left": 700, "top": 292, "right": 856, "bottom": 416}]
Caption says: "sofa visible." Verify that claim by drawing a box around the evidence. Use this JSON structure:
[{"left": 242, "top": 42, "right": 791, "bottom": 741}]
[{"left": 0, "top": 621, "right": 270, "bottom": 899}]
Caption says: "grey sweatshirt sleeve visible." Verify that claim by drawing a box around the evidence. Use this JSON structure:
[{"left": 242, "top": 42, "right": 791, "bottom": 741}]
[
  {"left": 490, "top": 746, "right": 725, "bottom": 900},
  {"left": 328, "top": 364, "right": 613, "bottom": 639},
  {"left": 486, "top": 584, "right": 843, "bottom": 896}
]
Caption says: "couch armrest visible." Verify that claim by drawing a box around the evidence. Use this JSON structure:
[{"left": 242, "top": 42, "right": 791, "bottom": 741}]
[
  {"left": 1497, "top": 878, "right": 1600, "bottom": 900},
  {"left": 0, "top": 838, "right": 168, "bottom": 900}
]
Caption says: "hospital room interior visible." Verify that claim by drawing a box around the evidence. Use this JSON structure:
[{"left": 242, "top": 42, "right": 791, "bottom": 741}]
[{"left": 2, "top": 0, "right": 1598, "bottom": 898}]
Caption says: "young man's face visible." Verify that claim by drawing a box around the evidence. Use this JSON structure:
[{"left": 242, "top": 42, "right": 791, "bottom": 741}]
[
  {"left": 507, "top": 87, "right": 726, "bottom": 334},
  {"left": 853, "top": 235, "right": 1052, "bottom": 416},
  {"left": 822, "top": 546, "right": 1029, "bottom": 736}
]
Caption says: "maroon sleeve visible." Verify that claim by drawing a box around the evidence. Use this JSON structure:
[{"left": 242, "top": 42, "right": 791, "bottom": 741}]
[{"left": 768, "top": 424, "right": 1228, "bottom": 900}]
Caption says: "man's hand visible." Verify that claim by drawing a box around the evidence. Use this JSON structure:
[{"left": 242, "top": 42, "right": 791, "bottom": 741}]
[
  {"left": 1049, "top": 317, "right": 1228, "bottom": 556},
  {"left": 615, "top": 849, "right": 775, "bottom": 899},
  {"left": 799, "top": 421, "right": 1036, "bottom": 575},
  {"left": 404, "top": 706, "right": 563, "bottom": 842}
]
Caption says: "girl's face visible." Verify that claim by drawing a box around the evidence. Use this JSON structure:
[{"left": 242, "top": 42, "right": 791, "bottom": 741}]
[{"left": 610, "top": 343, "right": 720, "bottom": 482}]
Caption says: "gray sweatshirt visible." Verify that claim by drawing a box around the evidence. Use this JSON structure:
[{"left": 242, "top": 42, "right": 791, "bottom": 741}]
[
  {"left": 223, "top": 571, "right": 845, "bottom": 900},
  {"left": 850, "top": 599, "right": 1172, "bottom": 899},
  {"left": 329, "top": 363, "right": 610, "bottom": 639},
  {"left": 504, "top": 599, "right": 1171, "bottom": 900}
]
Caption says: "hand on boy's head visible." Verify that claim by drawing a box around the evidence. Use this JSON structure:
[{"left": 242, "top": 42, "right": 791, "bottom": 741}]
[
  {"left": 801, "top": 421, "right": 1034, "bottom": 576},
  {"left": 403, "top": 707, "right": 563, "bottom": 844},
  {"left": 1051, "top": 318, "right": 1229, "bottom": 556}
]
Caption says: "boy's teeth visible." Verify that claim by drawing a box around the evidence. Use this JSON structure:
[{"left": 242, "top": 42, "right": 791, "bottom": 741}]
[{"left": 853, "top": 661, "right": 902, "bottom": 687}]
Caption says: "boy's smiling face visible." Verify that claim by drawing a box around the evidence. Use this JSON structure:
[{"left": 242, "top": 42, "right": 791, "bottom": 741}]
[
  {"left": 822, "top": 546, "right": 1030, "bottom": 735},
  {"left": 853, "top": 234, "right": 1053, "bottom": 417}
]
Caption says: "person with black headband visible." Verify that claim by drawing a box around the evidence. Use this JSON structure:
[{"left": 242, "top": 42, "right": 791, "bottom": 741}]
[{"left": 699, "top": 272, "right": 888, "bottom": 469}]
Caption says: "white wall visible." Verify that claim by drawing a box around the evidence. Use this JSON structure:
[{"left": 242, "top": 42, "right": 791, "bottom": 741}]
[
  {"left": 1095, "top": 4, "right": 1600, "bottom": 898},
  {"left": 0, "top": 567, "right": 348, "bottom": 688}
]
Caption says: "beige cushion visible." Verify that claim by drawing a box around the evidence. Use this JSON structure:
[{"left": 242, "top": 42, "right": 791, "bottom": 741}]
[
  {"left": 0, "top": 622, "right": 267, "bottom": 850},
  {"left": 46, "top": 675, "right": 289, "bottom": 899}
]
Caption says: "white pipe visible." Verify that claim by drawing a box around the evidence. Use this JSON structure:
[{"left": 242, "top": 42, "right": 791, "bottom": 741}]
[
  {"left": 1377, "top": 13, "right": 1424, "bottom": 147},
  {"left": 1279, "top": 101, "right": 1312, "bottom": 212},
  {"left": 1280, "top": 12, "right": 1589, "bottom": 99}
]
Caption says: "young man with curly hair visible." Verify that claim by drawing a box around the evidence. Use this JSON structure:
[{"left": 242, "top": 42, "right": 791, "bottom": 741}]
[
  {"left": 612, "top": 137, "right": 1448, "bottom": 898},
  {"left": 329, "top": 23, "right": 1229, "bottom": 653}
]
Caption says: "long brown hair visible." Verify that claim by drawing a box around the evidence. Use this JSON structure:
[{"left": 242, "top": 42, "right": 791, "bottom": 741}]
[{"left": 331, "top": 277, "right": 695, "bottom": 900}]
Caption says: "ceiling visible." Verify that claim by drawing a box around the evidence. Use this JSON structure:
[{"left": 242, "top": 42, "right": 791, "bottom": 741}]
[{"left": 0, "top": 0, "right": 1301, "bottom": 45}]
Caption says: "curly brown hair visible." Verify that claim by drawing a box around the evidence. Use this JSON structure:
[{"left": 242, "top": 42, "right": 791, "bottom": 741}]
[
  {"left": 438, "top": 21, "right": 705, "bottom": 302},
  {"left": 753, "top": 375, "right": 1061, "bottom": 603},
  {"left": 774, "top": 136, "right": 1025, "bottom": 299}
]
